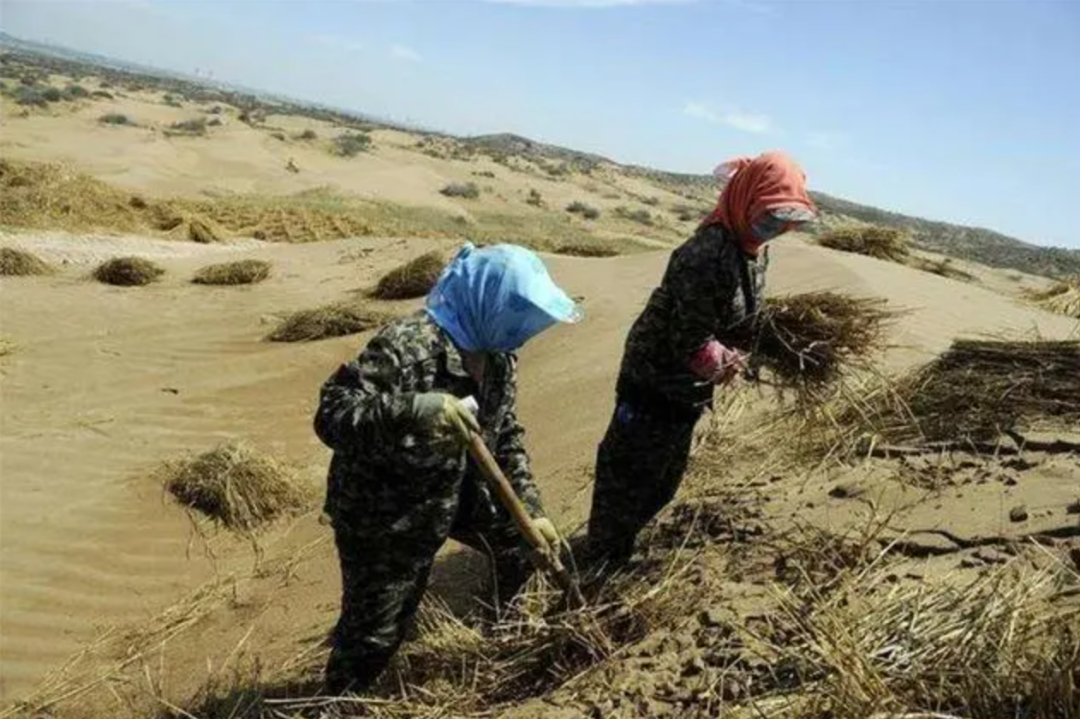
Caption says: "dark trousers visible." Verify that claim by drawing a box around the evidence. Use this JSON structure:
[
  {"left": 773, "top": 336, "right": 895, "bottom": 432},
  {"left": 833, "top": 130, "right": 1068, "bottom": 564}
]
[
  {"left": 587, "top": 399, "right": 700, "bottom": 564},
  {"left": 325, "top": 478, "right": 527, "bottom": 695}
]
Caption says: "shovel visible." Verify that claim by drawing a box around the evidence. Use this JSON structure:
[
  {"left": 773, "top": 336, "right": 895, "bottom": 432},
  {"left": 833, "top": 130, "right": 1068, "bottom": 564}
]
[{"left": 459, "top": 426, "right": 586, "bottom": 609}]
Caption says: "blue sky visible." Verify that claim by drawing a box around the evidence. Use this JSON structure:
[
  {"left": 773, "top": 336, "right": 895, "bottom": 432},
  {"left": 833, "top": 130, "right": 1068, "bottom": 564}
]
[{"left": 3, "top": 0, "right": 1079, "bottom": 249}]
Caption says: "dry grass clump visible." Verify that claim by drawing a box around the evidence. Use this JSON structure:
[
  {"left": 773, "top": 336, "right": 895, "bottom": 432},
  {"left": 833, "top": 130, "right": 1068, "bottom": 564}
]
[
  {"left": 555, "top": 241, "right": 620, "bottom": 258},
  {"left": 267, "top": 303, "right": 392, "bottom": 342},
  {"left": 756, "top": 563, "right": 1080, "bottom": 719},
  {"left": 371, "top": 250, "right": 447, "bottom": 300},
  {"left": 910, "top": 255, "right": 977, "bottom": 282},
  {"left": 807, "top": 339, "right": 1080, "bottom": 457},
  {"left": 160, "top": 441, "right": 311, "bottom": 531},
  {"left": 818, "top": 224, "right": 910, "bottom": 262},
  {"left": 1026, "top": 277, "right": 1080, "bottom": 318},
  {"left": 0, "top": 246, "right": 54, "bottom": 276},
  {"left": 896, "top": 339, "right": 1080, "bottom": 443},
  {"left": 92, "top": 257, "right": 166, "bottom": 286},
  {"left": 0, "top": 335, "right": 16, "bottom": 357},
  {"left": 729, "top": 292, "right": 894, "bottom": 392},
  {"left": 192, "top": 259, "right": 271, "bottom": 285}
]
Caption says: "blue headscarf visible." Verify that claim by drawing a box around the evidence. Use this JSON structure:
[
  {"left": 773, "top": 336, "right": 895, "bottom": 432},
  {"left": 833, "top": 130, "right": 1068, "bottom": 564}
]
[{"left": 425, "top": 243, "right": 582, "bottom": 353}]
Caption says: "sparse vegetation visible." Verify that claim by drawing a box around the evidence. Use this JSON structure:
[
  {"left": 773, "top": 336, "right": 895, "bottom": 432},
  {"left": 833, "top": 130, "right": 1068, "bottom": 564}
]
[
  {"left": 332, "top": 131, "right": 371, "bottom": 157},
  {"left": 372, "top": 251, "right": 447, "bottom": 299},
  {"left": 62, "top": 84, "right": 89, "bottom": 100},
  {"left": 672, "top": 203, "right": 705, "bottom": 222},
  {"left": 818, "top": 224, "right": 910, "bottom": 262},
  {"left": 565, "top": 200, "right": 601, "bottom": 220},
  {"left": 98, "top": 112, "right": 132, "bottom": 126},
  {"left": 296, "top": 128, "right": 317, "bottom": 141},
  {"left": 92, "top": 257, "right": 165, "bottom": 286},
  {"left": 167, "top": 118, "right": 208, "bottom": 137},
  {"left": 270, "top": 131, "right": 286, "bottom": 142},
  {"left": 159, "top": 441, "right": 311, "bottom": 531},
  {"left": 1, "top": 247, "right": 54, "bottom": 276},
  {"left": 192, "top": 259, "right": 271, "bottom": 286},
  {"left": 615, "top": 205, "right": 654, "bottom": 226},
  {"left": 525, "top": 188, "right": 543, "bottom": 207},
  {"left": 555, "top": 241, "right": 619, "bottom": 258},
  {"left": 440, "top": 181, "right": 481, "bottom": 200},
  {"left": 267, "top": 303, "right": 392, "bottom": 342}
]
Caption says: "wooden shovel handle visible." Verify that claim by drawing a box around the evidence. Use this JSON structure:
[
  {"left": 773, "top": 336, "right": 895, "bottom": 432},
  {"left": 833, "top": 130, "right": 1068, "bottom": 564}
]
[{"left": 462, "top": 430, "right": 585, "bottom": 607}]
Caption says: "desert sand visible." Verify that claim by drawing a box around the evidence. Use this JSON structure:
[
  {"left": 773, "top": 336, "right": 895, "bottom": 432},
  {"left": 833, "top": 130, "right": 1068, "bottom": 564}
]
[{"left": 1, "top": 60, "right": 1078, "bottom": 718}]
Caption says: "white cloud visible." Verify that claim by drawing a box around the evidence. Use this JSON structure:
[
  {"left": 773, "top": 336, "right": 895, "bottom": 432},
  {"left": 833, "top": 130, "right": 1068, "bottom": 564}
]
[
  {"left": 391, "top": 44, "right": 423, "bottom": 63},
  {"left": 311, "top": 34, "right": 364, "bottom": 53},
  {"left": 683, "top": 101, "right": 772, "bottom": 134}
]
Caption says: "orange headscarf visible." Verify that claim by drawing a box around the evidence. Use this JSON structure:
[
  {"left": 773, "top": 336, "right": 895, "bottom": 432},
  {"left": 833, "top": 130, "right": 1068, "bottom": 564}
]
[{"left": 701, "top": 150, "right": 816, "bottom": 255}]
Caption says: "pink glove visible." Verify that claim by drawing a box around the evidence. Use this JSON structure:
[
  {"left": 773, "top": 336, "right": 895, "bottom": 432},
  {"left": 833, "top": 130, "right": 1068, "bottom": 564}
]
[{"left": 688, "top": 340, "right": 746, "bottom": 385}]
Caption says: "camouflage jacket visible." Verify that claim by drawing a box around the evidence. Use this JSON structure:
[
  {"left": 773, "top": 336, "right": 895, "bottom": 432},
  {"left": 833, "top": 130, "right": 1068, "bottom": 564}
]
[
  {"left": 315, "top": 311, "right": 543, "bottom": 538},
  {"left": 617, "top": 224, "right": 768, "bottom": 413}
]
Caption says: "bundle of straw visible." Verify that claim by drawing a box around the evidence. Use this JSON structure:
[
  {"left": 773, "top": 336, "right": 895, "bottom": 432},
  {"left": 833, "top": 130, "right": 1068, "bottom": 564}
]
[
  {"left": 899, "top": 339, "right": 1080, "bottom": 442},
  {"left": 160, "top": 441, "right": 312, "bottom": 531},
  {"left": 0, "top": 246, "right": 54, "bottom": 276},
  {"left": 372, "top": 251, "right": 447, "bottom": 300},
  {"left": 809, "top": 339, "right": 1080, "bottom": 456},
  {"left": 1026, "top": 277, "right": 1080, "bottom": 318},
  {"left": 817, "top": 225, "right": 910, "bottom": 263},
  {"left": 266, "top": 303, "right": 391, "bottom": 342},
  {"left": 729, "top": 292, "right": 893, "bottom": 391}
]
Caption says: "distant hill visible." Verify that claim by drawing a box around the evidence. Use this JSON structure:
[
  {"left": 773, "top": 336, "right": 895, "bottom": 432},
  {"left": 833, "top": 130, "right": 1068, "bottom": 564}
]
[
  {"left": 2, "top": 33, "right": 1078, "bottom": 278},
  {"left": 809, "top": 193, "right": 1080, "bottom": 279}
]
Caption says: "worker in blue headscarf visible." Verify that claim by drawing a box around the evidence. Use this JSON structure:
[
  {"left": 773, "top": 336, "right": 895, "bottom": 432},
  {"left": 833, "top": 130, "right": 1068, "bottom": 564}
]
[{"left": 314, "top": 242, "right": 581, "bottom": 695}]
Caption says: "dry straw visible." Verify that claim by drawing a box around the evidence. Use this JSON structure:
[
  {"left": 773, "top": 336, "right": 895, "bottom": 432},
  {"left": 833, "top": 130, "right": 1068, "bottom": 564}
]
[
  {"left": 192, "top": 259, "right": 272, "bottom": 285},
  {"left": 0, "top": 246, "right": 54, "bottom": 276},
  {"left": 755, "top": 563, "right": 1080, "bottom": 719},
  {"left": 160, "top": 441, "right": 311, "bottom": 531},
  {"left": 92, "top": 256, "right": 166, "bottom": 286},
  {"left": 817, "top": 225, "right": 910, "bottom": 263},
  {"left": 372, "top": 251, "right": 447, "bottom": 300},
  {"left": 797, "top": 338, "right": 1080, "bottom": 459},
  {"left": 1026, "top": 277, "right": 1080, "bottom": 318},
  {"left": 267, "top": 303, "right": 392, "bottom": 342},
  {"left": 729, "top": 292, "right": 894, "bottom": 393}
]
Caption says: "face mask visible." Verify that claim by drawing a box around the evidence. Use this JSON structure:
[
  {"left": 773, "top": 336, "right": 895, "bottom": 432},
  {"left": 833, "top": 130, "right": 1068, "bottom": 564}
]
[{"left": 751, "top": 206, "right": 816, "bottom": 241}]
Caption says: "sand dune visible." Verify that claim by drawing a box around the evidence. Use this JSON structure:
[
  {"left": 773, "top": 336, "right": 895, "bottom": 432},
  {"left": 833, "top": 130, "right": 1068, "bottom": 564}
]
[{"left": 3, "top": 229, "right": 1076, "bottom": 705}]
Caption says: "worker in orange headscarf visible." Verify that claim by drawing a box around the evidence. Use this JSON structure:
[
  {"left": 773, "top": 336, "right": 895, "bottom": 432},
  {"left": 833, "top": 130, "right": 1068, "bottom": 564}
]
[{"left": 587, "top": 151, "right": 817, "bottom": 566}]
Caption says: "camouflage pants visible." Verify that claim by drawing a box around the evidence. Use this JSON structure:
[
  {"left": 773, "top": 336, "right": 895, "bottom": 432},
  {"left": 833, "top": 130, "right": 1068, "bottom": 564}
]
[
  {"left": 325, "top": 476, "right": 529, "bottom": 695},
  {"left": 587, "top": 399, "right": 700, "bottom": 564}
]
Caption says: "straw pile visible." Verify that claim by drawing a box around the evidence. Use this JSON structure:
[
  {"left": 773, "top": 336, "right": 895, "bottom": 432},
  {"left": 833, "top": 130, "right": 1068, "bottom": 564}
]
[
  {"left": 92, "top": 257, "right": 166, "bottom": 286},
  {"left": 0, "top": 158, "right": 139, "bottom": 234},
  {"left": 817, "top": 224, "right": 910, "bottom": 263},
  {"left": 757, "top": 564, "right": 1079, "bottom": 719},
  {"left": 555, "top": 241, "right": 620, "bottom": 258},
  {"left": 192, "top": 259, "right": 271, "bottom": 285},
  {"left": 266, "top": 303, "right": 392, "bottom": 342},
  {"left": 1, "top": 246, "right": 54, "bottom": 276},
  {"left": 1027, "top": 277, "right": 1080, "bottom": 318},
  {"left": 352, "top": 558, "right": 692, "bottom": 716},
  {"left": 811, "top": 339, "right": 1080, "bottom": 456},
  {"left": 371, "top": 251, "right": 446, "bottom": 300},
  {"left": 160, "top": 441, "right": 311, "bottom": 531},
  {"left": 729, "top": 292, "right": 893, "bottom": 391}
]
